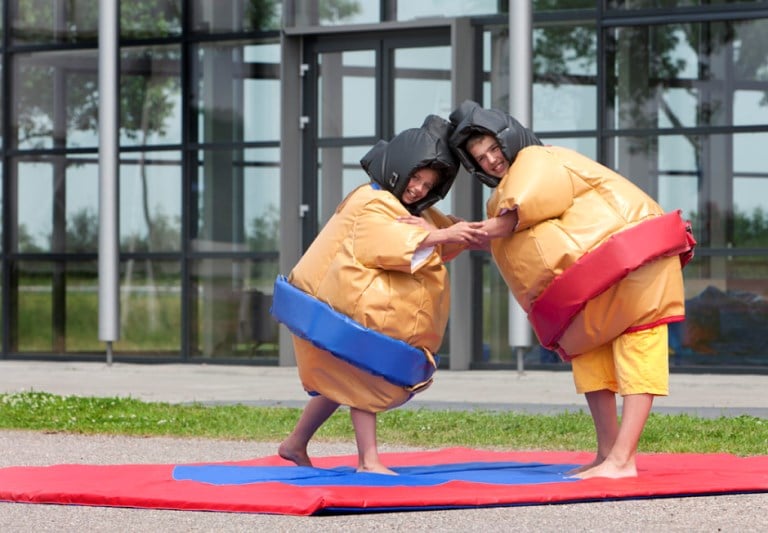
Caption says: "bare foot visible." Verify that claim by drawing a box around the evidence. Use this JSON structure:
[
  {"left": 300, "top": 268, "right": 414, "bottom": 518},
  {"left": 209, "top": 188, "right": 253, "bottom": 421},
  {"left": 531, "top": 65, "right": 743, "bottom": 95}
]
[
  {"left": 357, "top": 464, "right": 398, "bottom": 476},
  {"left": 574, "top": 458, "right": 637, "bottom": 479},
  {"left": 278, "top": 440, "right": 312, "bottom": 467},
  {"left": 566, "top": 458, "right": 602, "bottom": 476}
]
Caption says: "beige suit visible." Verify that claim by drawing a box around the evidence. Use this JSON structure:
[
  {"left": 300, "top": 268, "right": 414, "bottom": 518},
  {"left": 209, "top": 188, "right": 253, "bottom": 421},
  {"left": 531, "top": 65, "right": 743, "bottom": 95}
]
[
  {"left": 288, "top": 184, "right": 458, "bottom": 411},
  {"left": 488, "top": 145, "right": 687, "bottom": 359}
]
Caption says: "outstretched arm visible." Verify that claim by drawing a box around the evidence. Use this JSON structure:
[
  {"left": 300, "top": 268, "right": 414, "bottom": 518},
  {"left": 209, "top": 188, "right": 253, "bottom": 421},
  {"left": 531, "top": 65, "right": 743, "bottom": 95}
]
[
  {"left": 480, "top": 209, "right": 519, "bottom": 239},
  {"left": 397, "top": 215, "right": 487, "bottom": 249},
  {"left": 418, "top": 220, "right": 487, "bottom": 249}
]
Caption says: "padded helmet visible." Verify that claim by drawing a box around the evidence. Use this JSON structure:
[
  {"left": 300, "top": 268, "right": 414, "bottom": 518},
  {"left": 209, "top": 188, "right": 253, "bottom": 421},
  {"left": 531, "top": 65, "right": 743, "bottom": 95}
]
[
  {"left": 360, "top": 115, "right": 459, "bottom": 215},
  {"left": 449, "top": 99, "right": 542, "bottom": 188}
]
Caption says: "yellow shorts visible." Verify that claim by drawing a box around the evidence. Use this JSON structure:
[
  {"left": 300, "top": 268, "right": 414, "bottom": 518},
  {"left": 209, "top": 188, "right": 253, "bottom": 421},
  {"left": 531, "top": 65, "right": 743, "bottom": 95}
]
[{"left": 571, "top": 325, "right": 669, "bottom": 397}]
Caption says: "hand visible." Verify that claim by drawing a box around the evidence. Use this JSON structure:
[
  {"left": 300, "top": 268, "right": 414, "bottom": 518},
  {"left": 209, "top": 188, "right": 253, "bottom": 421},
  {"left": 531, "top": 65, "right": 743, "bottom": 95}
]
[
  {"left": 400, "top": 215, "right": 487, "bottom": 249},
  {"left": 432, "top": 221, "right": 487, "bottom": 247}
]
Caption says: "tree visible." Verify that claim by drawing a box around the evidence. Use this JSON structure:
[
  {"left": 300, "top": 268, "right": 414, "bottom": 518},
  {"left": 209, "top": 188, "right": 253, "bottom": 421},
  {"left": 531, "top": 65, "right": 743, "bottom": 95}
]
[
  {"left": 247, "top": 205, "right": 279, "bottom": 252},
  {"left": 63, "top": 207, "right": 99, "bottom": 253}
]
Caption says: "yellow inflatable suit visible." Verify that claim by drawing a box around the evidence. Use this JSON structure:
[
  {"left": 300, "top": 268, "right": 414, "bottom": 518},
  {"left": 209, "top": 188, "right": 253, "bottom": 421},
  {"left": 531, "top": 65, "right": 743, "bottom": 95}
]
[
  {"left": 272, "top": 116, "right": 463, "bottom": 412},
  {"left": 449, "top": 101, "right": 696, "bottom": 360}
]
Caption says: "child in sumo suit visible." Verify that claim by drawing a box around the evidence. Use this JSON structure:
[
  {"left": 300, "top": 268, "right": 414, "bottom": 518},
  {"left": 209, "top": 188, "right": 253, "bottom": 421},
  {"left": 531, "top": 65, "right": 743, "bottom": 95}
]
[
  {"left": 436, "top": 100, "right": 695, "bottom": 479},
  {"left": 271, "top": 115, "right": 486, "bottom": 474}
]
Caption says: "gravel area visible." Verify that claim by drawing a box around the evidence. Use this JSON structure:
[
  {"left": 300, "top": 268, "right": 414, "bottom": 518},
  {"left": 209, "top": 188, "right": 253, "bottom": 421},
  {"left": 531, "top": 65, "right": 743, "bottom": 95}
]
[{"left": 0, "top": 430, "right": 766, "bottom": 532}]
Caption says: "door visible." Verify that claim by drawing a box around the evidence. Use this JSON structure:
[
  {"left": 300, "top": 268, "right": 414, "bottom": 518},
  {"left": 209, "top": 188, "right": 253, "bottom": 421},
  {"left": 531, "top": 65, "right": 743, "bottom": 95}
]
[{"left": 300, "top": 28, "right": 453, "bottom": 248}]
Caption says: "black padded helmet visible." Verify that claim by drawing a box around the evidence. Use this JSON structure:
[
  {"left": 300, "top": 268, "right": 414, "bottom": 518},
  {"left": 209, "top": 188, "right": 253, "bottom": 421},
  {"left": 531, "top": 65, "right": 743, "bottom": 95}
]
[
  {"left": 449, "top": 99, "right": 542, "bottom": 188},
  {"left": 360, "top": 114, "right": 459, "bottom": 215}
]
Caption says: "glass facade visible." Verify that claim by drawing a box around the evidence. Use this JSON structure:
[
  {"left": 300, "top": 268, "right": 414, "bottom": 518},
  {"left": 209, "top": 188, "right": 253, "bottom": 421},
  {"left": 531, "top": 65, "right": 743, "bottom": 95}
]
[
  {"left": 475, "top": 1, "right": 768, "bottom": 370},
  {"left": 2, "top": 0, "right": 281, "bottom": 362},
  {"left": 1, "top": 0, "right": 767, "bottom": 371}
]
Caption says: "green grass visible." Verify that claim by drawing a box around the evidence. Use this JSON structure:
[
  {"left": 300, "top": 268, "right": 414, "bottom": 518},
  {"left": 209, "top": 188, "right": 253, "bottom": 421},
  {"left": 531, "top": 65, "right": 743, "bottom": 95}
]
[{"left": 1, "top": 392, "right": 765, "bottom": 455}]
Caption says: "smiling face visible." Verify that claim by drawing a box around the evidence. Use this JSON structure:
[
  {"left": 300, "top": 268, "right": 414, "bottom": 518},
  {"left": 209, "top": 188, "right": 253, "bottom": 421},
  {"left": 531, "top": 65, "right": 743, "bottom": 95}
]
[
  {"left": 401, "top": 167, "right": 439, "bottom": 205},
  {"left": 467, "top": 134, "right": 510, "bottom": 179}
]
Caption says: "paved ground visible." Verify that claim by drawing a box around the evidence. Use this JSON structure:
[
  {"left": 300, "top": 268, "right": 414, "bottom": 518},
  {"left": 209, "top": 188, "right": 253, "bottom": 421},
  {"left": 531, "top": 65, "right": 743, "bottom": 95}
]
[
  {"left": 0, "top": 360, "right": 766, "bottom": 531},
  {"left": 1, "top": 360, "right": 768, "bottom": 417}
]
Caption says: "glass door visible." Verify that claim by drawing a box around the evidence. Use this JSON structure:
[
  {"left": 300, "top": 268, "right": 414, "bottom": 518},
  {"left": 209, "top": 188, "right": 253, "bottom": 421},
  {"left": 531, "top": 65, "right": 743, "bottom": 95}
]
[{"left": 301, "top": 29, "right": 451, "bottom": 248}]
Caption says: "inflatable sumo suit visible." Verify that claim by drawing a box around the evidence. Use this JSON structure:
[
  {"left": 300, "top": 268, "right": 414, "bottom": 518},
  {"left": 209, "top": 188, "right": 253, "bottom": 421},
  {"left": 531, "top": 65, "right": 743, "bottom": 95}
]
[
  {"left": 449, "top": 100, "right": 696, "bottom": 360},
  {"left": 271, "top": 115, "right": 461, "bottom": 412}
]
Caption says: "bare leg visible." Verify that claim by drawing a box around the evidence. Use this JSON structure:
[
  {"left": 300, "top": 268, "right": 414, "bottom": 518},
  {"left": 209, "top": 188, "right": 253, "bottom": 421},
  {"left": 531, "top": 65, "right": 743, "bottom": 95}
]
[
  {"left": 278, "top": 395, "right": 340, "bottom": 467},
  {"left": 568, "top": 389, "right": 618, "bottom": 475},
  {"left": 350, "top": 407, "right": 397, "bottom": 475},
  {"left": 576, "top": 393, "right": 654, "bottom": 479}
]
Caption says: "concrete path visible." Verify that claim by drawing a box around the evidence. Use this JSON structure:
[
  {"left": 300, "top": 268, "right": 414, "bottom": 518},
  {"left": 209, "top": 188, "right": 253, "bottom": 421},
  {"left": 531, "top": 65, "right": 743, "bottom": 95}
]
[
  {"left": 1, "top": 360, "right": 767, "bottom": 418},
  {"left": 0, "top": 360, "right": 766, "bottom": 532}
]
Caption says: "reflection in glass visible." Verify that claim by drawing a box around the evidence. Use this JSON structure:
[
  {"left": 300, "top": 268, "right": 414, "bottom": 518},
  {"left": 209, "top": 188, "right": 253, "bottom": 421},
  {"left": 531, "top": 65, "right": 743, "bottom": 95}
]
[
  {"left": 116, "top": 260, "right": 181, "bottom": 354},
  {"left": 120, "top": 45, "right": 182, "bottom": 147},
  {"left": 612, "top": 133, "right": 710, "bottom": 237},
  {"left": 13, "top": 260, "right": 99, "bottom": 353},
  {"left": 734, "top": 132, "right": 768, "bottom": 175},
  {"left": 734, "top": 91, "right": 768, "bottom": 126},
  {"left": 120, "top": 0, "right": 182, "bottom": 39},
  {"left": 479, "top": 259, "right": 513, "bottom": 365},
  {"left": 193, "top": 148, "right": 280, "bottom": 252},
  {"left": 659, "top": 174, "right": 698, "bottom": 223},
  {"left": 533, "top": 25, "right": 597, "bottom": 131},
  {"left": 608, "top": 135, "right": 660, "bottom": 197},
  {"left": 65, "top": 159, "right": 99, "bottom": 253},
  {"left": 11, "top": 0, "right": 99, "bottom": 44},
  {"left": 608, "top": 24, "right": 685, "bottom": 130},
  {"left": 190, "top": 258, "right": 279, "bottom": 359},
  {"left": 732, "top": 18, "right": 768, "bottom": 83},
  {"left": 316, "top": 145, "right": 371, "bottom": 227},
  {"left": 609, "top": 25, "right": 672, "bottom": 131},
  {"left": 318, "top": 50, "right": 376, "bottom": 138},
  {"left": 242, "top": 149, "right": 280, "bottom": 252},
  {"left": 13, "top": 50, "right": 100, "bottom": 150},
  {"left": 608, "top": 19, "right": 768, "bottom": 132},
  {"left": 16, "top": 157, "right": 98, "bottom": 254},
  {"left": 397, "top": 0, "right": 500, "bottom": 20},
  {"left": 0, "top": 63, "right": 3, "bottom": 149},
  {"left": 194, "top": 42, "right": 281, "bottom": 143},
  {"left": 482, "top": 27, "right": 510, "bottom": 111},
  {"left": 340, "top": 146, "right": 372, "bottom": 197},
  {"left": 289, "top": 0, "right": 376, "bottom": 26},
  {"left": 191, "top": 0, "right": 281, "bottom": 32},
  {"left": 13, "top": 258, "right": 180, "bottom": 354},
  {"left": 393, "top": 46, "right": 451, "bottom": 133},
  {"left": 657, "top": 87, "right": 699, "bottom": 128},
  {"left": 733, "top": 133, "right": 768, "bottom": 247},
  {"left": 540, "top": 137, "right": 597, "bottom": 159},
  {"left": 607, "top": 0, "right": 764, "bottom": 9},
  {"left": 65, "top": 261, "right": 100, "bottom": 351},
  {"left": 287, "top": 0, "right": 598, "bottom": 25},
  {"left": 731, "top": 179, "right": 768, "bottom": 247},
  {"left": 120, "top": 151, "right": 182, "bottom": 253},
  {"left": 16, "top": 261, "right": 55, "bottom": 352},
  {"left": 17, "top": 162, "right": 51, "bottom": 253},
  {"left": 658, "top": 135, "right": 700, "bottom": 223}
]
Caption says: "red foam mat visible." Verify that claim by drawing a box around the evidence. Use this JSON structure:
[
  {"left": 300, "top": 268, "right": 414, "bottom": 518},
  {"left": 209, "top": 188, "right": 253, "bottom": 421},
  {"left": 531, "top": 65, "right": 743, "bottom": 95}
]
[{"left": 1, "top": 448, "right": 766, "bottom": 516}]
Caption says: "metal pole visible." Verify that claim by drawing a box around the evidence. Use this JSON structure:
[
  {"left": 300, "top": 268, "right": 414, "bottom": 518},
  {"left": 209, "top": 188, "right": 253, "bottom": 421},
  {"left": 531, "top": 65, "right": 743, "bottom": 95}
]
[
  {"left": 98, "top": 0, "right": 120, "bottom": 365},
  {"left": 509, "top": 1, "right": 534, "bottom": 375}
]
